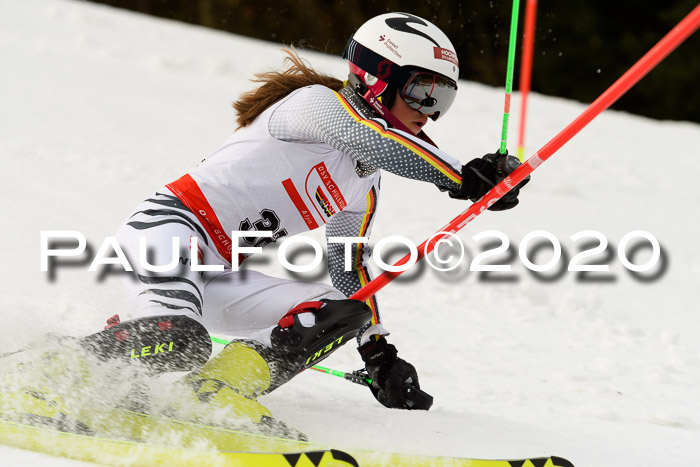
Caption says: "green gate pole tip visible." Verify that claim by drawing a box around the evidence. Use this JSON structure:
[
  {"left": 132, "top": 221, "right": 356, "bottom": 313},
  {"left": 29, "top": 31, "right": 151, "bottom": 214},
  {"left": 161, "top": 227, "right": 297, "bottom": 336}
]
[
  {"left": 210, "top": 336, "right": 230, "bottom": 345},
  {"left": 499, "top": 0, "right": 522, "bottom": 155}
]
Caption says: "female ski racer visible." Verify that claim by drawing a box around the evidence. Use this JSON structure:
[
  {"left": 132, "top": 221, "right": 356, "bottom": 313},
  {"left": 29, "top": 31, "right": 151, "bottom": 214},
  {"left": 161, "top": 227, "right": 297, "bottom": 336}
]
[{"left": 76, "top": 12, "right": 528, "bottom": 423}]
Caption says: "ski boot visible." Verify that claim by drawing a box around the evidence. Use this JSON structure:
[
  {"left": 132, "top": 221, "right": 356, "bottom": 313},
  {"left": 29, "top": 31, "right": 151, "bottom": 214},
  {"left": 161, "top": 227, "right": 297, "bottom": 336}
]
[
  {"left": 174, "top": 299, "right": 372, "bottom": 438},
  {"left": 177, "top": 340, "right": 274, "bottom": 422},
  {"left": 0, "top": 314, "right": 214, "bottom": 437},
  {"left": 166, "top": 338, "right": 305, "bottom": 439}
]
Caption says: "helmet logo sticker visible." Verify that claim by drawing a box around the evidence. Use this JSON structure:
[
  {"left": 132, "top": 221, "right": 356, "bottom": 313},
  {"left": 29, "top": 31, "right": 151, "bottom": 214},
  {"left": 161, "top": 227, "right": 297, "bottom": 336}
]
[
  {"left": 379, "top": 35, "right": 386, "bottom": 41},
  {"left": 385, "top": 13, "right": 440, "bottom": 48},
  {"left": 379, "top": 37, "right": 402, "bottom": 60},
  {"left": 433, "top": 47, "right": 459, "bottom": 67},
  {"left": 375, "top": 59, "right": 393, "bottom": 80}
]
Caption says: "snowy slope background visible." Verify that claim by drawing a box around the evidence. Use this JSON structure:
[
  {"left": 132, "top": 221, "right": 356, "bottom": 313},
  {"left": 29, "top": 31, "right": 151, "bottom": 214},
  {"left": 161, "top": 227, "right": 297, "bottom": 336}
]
[{"left": 1, "top": 1, "right": 699, "bottom": 466}]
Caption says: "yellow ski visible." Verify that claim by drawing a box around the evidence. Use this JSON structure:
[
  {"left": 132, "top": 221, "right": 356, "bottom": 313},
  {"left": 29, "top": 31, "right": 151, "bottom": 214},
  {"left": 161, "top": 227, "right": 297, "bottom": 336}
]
[{"left": 0, "top": 415, "right": 574, "bottom": 467}]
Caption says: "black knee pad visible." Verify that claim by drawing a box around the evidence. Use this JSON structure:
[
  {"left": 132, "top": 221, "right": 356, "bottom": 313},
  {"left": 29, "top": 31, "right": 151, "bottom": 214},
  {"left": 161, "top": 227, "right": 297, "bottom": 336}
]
[
  {"left": 271, "top": 299, "right": 372, "bottom": 369},
  {"left": 79, "top": 315, "right": 211, "bottom": 373}
]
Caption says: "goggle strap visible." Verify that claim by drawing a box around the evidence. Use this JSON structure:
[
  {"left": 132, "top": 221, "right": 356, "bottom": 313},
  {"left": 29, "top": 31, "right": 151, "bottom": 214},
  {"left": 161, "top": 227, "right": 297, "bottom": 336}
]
[{"left": 348, "top": 62, "right": 389, "bottom": 96}]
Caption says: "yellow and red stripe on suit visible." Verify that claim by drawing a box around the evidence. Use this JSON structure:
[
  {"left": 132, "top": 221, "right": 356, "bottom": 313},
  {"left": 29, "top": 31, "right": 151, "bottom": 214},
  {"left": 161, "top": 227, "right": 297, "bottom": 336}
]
[
  {"left": 333, "top": 91, "right": 462, "bottom": 188},
  {"left": 353, "top": 186, "right": 379, "bottom": 324}
]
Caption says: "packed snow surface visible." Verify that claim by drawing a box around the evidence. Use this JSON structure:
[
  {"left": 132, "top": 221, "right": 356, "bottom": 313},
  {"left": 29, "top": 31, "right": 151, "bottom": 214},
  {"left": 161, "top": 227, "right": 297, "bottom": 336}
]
[{"left": 1, "top": 1, "right": 699, "bottom": 466}]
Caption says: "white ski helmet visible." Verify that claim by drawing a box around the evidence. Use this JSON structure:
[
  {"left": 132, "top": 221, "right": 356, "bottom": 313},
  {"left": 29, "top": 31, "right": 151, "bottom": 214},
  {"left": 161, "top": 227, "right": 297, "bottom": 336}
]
[{"left": 343, "top": 12, "right": 459, "bottom": 120}]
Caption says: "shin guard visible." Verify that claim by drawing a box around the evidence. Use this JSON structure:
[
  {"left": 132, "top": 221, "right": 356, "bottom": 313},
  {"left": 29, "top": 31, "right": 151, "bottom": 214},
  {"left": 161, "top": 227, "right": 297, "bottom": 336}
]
[{"left": 79, "top": 314, "right": 211, "bottom": 373}]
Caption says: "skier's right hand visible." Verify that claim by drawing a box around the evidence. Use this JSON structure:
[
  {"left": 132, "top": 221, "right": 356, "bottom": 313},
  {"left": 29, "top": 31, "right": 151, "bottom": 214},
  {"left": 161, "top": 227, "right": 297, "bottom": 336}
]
[
  {"left": 449, "top": 150, "right": 530, "bottom": 210},
  {"left": 358, "top": 336, "right": 432, "bottom": 410}
]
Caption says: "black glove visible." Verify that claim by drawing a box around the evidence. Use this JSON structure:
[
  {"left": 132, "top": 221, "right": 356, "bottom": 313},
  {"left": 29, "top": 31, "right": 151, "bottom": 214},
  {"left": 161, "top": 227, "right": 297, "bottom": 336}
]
[
  {"left": 450, "top": 150, "right": 530, "bottom": 211},
  {"left": 358, "top": 336, "right": 432, "bottom": 410}
]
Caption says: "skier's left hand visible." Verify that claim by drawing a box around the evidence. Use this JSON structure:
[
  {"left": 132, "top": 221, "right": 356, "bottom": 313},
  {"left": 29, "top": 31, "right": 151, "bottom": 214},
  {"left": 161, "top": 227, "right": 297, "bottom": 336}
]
[{"left": 358, "top": 336, "right": 432, "bottom": 410}]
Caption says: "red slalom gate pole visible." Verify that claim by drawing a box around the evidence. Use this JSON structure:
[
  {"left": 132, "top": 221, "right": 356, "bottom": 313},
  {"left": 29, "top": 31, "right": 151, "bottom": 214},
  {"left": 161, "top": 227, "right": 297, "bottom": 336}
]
[
  {"left": 517, "top": 0, "right": 538, "bottom": 161},
  {"left": 350, "top": 4, "right": 700, "bottom": 304}
]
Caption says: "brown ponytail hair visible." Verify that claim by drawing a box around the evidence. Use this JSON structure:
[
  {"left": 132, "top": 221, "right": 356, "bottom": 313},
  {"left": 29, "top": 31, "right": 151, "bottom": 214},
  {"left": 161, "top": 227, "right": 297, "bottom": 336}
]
[{"left": 233, "top": 47, "right": 344, "bottom": 129}]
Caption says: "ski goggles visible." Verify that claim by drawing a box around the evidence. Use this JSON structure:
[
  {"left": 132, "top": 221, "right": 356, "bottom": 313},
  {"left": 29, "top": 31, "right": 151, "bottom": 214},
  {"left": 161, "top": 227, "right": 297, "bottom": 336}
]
[{"left": 401, "top": 71, "right": 458, "bottom": 120}]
